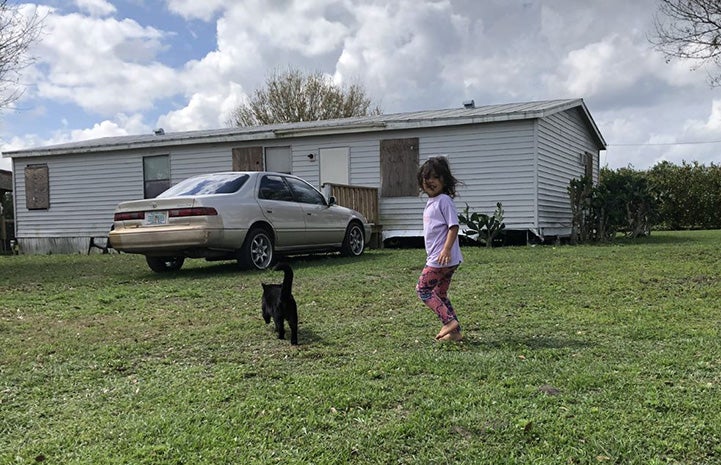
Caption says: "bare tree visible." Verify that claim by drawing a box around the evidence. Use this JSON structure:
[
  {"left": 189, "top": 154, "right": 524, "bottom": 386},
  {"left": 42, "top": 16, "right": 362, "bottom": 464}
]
[
  {"left": 0, "top": 1, "right": 43, "bottom": 109},
  {"left": 227, "top": 67, "right": 382, "bottom": 127},
  {"left": 651, "top": 0, "right": 721, "bottom": 86}
]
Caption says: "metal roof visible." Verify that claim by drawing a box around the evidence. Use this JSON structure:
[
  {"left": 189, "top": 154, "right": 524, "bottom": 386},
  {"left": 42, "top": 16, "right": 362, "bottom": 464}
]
[{"left": 2, "top": 98, "right": 606, "bottom": 158}]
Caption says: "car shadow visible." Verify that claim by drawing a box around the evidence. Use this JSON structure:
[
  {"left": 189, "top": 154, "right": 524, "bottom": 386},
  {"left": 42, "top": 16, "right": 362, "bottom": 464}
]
[{"left": 147, "top": 250, "right": 387, "bottom": 279}]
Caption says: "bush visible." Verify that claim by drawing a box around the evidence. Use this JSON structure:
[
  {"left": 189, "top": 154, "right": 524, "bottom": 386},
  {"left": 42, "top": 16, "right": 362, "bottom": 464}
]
[
  {"left": 569, "top": 168, "right": 655, "bottom": 243},
  {"left": 459, "top": 202, "right": 505, "bottom": 247},
  {"left": 647, "top": 161, "right": 721, "bottom": 230}
]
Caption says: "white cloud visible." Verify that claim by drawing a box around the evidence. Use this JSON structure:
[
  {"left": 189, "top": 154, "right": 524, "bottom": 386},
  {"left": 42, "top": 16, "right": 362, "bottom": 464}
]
[
  {"left": 165, "top": 0, "right": 226, "bottom": 21},
  {"left": 336, "top": 0, "right": 467, "bottom": 110},
  {"left": 30, "top": 10, "right": 177, "bottom": 115},
  {"left": 157, "top": 84, "right": 244, "bottom": 131},
  {"left": 74, "top": 0, "right": 116, "bottom": 17}
]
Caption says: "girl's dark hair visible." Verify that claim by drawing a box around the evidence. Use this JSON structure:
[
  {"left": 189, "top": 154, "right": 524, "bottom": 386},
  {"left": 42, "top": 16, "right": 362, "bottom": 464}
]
[{"left": 417, "top": 156, "right": 460, "bottom": 198}]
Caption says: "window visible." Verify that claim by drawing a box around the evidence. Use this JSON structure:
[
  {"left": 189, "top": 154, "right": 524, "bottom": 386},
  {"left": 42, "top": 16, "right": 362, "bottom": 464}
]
[
  {"left": 286, "top": 176, "right": 325, "bottom": 205},
  {"left": 320, "top": 147, "right": 349, "bottom": 185},
  {"left": 25, "top": 164, "right": 50, "bottom": 210},
  {"left": 265, "top": 146, "right": 292, "bottom": 173},
  {"left": 158, "top": 174, "right": 248, "bottom": 197},
  {"left": 258, "top": 175, "right": 294, "bottom": 202},
  {"left": 143, "top": 155, "right": 170, "bottom": 198},
  {"left": 380, "top": 138, "right": 419, "bottom": 197},
  {"left": 583, "top": 152, "right": 594, "bottom": 180}
]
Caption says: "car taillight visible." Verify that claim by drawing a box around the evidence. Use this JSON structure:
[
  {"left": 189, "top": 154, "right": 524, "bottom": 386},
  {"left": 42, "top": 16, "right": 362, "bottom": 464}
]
[
  {"left": 114, "top": 211, "right": 144, "bottom": 221},
  {"left": 168, "top": 207, "right": 218, "bottom": 217}
]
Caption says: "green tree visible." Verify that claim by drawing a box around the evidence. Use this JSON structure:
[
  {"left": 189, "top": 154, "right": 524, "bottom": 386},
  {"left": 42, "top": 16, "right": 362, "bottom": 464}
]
[
  {"left": 227, "top": 67, "right": 382, "bottom": 127},
  {"left": 0, "top": 1, "right": 44, "bottom": 109}
]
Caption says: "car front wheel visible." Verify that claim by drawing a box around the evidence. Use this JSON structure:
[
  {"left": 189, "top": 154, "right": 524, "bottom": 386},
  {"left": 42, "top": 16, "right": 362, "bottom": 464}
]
[
  {"left": 239, "top": 227, "right": 274, "bottom": 270},
  {"left": 146, "top": 255, "right": 185, "bottom": 273},
  {"left": 340, "top": 222, "right": 365, "bottom": 257}
]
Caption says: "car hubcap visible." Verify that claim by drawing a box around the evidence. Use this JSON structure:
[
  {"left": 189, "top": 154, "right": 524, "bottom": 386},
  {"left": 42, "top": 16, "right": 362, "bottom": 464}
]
[
  {"left": 251, "top": 234, "right": 271, "bottom": 267},
  {"left": 350, "top": 227, "right": 363, "bottom": 255}
]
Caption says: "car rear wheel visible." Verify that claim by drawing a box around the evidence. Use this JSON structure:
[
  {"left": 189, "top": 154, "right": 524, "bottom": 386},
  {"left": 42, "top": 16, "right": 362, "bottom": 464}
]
[
  {"left": 146, "top": 255, "right": 185, "bottom": 272},
  {"left": 340, "top": 222, "right": 365, "bottom": 257},
  {"left": 239, "top": 227, "right": 274, "bottom": 270}
]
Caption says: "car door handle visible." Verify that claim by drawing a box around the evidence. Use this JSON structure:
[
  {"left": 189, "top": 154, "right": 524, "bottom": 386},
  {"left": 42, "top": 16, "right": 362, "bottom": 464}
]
[{"left": 266, "top": 209, "right": 272, "bottom": 214}]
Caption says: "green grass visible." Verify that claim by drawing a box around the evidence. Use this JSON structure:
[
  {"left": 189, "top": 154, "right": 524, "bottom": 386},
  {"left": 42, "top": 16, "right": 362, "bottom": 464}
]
[{"left": 1, "top": 230, "right": 720, "bottom": 464}]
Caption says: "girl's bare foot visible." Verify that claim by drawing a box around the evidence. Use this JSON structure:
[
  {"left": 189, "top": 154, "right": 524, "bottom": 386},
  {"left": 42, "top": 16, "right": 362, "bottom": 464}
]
[
  {"left": 435, "top": 320, "right": 459, "bottom": 340},
  {"left": 439, "top": 330, "right": 463, "bottom": 342}
]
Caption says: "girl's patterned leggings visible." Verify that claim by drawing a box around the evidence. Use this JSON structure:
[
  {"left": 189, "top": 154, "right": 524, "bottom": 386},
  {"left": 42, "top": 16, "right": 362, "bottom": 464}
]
[{"left": 416, "top": 265, "right": 460, "bottom": 326}]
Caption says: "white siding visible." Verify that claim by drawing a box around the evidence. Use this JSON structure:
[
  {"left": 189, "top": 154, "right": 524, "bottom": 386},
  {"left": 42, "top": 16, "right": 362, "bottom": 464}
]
[
  {"left": 14, "top": 152, "right": 144, "bottom": 239},
  {"left": 13, "top": 144, "right": 236, "bottom": 253},
  {"left": 10, "top": 103, "right": 603, "bottom": 252},
  {"left": 536, "top": 108, "right": 600, "bottom": 236},
  {"left": 380, "top": 121, "right": 538, "bottom": 237}
]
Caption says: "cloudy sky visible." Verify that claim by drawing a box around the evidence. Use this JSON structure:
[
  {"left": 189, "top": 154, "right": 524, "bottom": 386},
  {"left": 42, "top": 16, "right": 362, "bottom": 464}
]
[{"left": 1, "top": 0, "right": 720, "bottom": 172}]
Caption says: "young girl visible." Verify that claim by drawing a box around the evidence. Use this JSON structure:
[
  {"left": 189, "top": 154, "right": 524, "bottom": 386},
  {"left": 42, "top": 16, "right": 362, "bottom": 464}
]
[{"left": 415, "top": 156, "right": 463, "bottom": 341}]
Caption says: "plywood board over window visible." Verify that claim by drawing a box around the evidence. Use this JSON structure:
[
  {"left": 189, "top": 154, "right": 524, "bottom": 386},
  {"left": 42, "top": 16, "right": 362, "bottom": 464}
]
[
  {"left": 233, "top": 147, "right": 263, "bottom": 171},
  {"left": 25, "top": 164, "right": 49, "bottom": 210},
  {"left": 380, "top": 137, "right": 419, "bottom": 197}
]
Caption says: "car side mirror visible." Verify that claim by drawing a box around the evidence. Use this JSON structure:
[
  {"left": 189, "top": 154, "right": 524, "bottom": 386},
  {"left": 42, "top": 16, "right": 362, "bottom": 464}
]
[{"left": 328, "top": 195, "right": 336, "bottom": 206}]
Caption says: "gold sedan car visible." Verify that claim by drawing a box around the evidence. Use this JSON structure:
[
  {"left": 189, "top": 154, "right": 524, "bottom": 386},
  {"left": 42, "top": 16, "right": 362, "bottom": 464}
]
[{"left": 109, "top": 172, "right": 370, "bottom": 272}]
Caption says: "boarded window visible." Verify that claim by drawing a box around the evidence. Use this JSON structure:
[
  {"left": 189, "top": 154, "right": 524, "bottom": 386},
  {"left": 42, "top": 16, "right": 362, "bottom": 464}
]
[
  {"left": 25, "top": 164, "right": 49, "bottom": 210},
  {"left": 233, "top": 146, "right": 263, "bottom": 171},
  {"left": 143, "top": 155, "right": 170, "bottom": 198},
  {"left": 380, "top": 138, "right": 419, "bottom": 197}
]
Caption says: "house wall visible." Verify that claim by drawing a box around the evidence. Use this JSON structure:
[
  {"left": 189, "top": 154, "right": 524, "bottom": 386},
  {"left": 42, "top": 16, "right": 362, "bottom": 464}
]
[
  {"left": 536, "top": 107, "right": 600, "bottom": 236},
  {"left": 283, "top": 121, "right": 539, "bottom": 239},
  {"left": 11, "top": 110, "right": 599, "bottom": 254},
  {"left": 12, "top": 145, "right": 235, "bottom": 254}
]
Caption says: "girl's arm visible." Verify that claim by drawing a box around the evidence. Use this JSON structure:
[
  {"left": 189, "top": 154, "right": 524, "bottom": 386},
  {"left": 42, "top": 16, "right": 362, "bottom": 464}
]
[{"left": 437, "top": 225, "right": 459, "bottom": 266}]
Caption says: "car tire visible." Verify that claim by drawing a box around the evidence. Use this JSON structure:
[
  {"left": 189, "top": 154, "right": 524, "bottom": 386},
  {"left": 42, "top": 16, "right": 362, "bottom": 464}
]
[
  {"left": 239, "top": 227, "right": 274, "bottom": 270},
  {"left": 340, "top": 222, "right": 365, "bottom": 257},
  {"left": 146, "top": 256, "right": 185, "bottom": 273}
]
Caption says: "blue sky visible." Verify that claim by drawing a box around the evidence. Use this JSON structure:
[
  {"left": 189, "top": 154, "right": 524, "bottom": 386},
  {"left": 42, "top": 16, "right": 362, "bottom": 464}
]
[{"left": 1, "top": 0, "right": 721, "bottom": 172}]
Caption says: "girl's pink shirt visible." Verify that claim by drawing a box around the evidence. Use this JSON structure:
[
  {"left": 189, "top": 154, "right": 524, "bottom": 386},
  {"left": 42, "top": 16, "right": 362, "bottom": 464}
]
[{"left": 423, "top": 193, "right": 463, "bottom": 268}]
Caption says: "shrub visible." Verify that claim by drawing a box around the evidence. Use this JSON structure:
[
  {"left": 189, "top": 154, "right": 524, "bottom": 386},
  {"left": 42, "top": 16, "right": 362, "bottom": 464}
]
[{"left": 459, "top": 202, "right": 505, "bottom": 247}]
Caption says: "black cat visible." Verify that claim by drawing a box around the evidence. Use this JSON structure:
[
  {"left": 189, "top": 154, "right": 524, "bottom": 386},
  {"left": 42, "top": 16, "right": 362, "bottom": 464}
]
[{"left": 261, "top": 262, "right": 298, "bottom": 345}]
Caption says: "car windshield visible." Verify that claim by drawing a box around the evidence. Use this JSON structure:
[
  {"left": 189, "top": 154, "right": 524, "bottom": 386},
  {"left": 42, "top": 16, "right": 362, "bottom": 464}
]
[{"left": 158, "top": 174, "right": 249, "bottom": 197}]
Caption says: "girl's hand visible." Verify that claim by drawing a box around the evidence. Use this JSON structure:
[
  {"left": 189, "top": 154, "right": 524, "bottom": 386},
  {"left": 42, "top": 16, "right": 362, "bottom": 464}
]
[{"left": 438, "top": 250, "right": 451, "bottom": 265}]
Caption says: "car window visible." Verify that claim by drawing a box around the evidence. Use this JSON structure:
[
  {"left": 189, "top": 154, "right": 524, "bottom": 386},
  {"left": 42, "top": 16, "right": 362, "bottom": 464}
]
[
  {"left": 285, "top": 176, "right": 326, "bottom": 205},
  {"left": 258, "top": 175, "right": 294, "bottom": 202},
  {"left": 158, "top": 174, "right": 249, "bottom": 197}
]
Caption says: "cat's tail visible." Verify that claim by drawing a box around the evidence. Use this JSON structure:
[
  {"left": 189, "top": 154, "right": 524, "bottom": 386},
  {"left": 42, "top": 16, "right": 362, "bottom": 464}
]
[{"left": 274, "top": 262, "right": 293, "bottom": 300}]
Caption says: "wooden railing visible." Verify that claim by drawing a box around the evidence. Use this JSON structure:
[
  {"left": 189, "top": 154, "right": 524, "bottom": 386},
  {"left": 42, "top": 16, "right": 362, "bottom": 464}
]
[
  {"left": 1, "top": 218, "right": 14, "bottom": 254},
  {"left": 322, "top": 183, "right": 382, "bottom": 247}
]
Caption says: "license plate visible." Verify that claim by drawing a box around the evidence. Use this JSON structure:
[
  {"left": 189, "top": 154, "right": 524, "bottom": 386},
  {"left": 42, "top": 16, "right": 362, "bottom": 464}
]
[{"left": 144, "top": 211, "right": 167, "bottom": 225}]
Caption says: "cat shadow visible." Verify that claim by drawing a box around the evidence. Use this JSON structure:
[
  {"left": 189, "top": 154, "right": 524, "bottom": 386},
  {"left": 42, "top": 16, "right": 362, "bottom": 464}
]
[{"left": 295, "top": 326, "right": 325, "bottom": 345}]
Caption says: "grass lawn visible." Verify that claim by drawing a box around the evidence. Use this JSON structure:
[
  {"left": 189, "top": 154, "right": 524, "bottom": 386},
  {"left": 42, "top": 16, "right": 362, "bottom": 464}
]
[{"left": 1, "top": 230, "right": 720, "bottom": 464}]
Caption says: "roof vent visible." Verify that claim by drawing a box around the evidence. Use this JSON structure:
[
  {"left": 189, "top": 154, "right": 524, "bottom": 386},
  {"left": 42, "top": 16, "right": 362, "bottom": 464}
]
[
  {"left": 154, "top": 128, "right": 165, "bottom": 135},
  {"left": 463, "top": 100, "right": 475, "bottom": 109}
]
